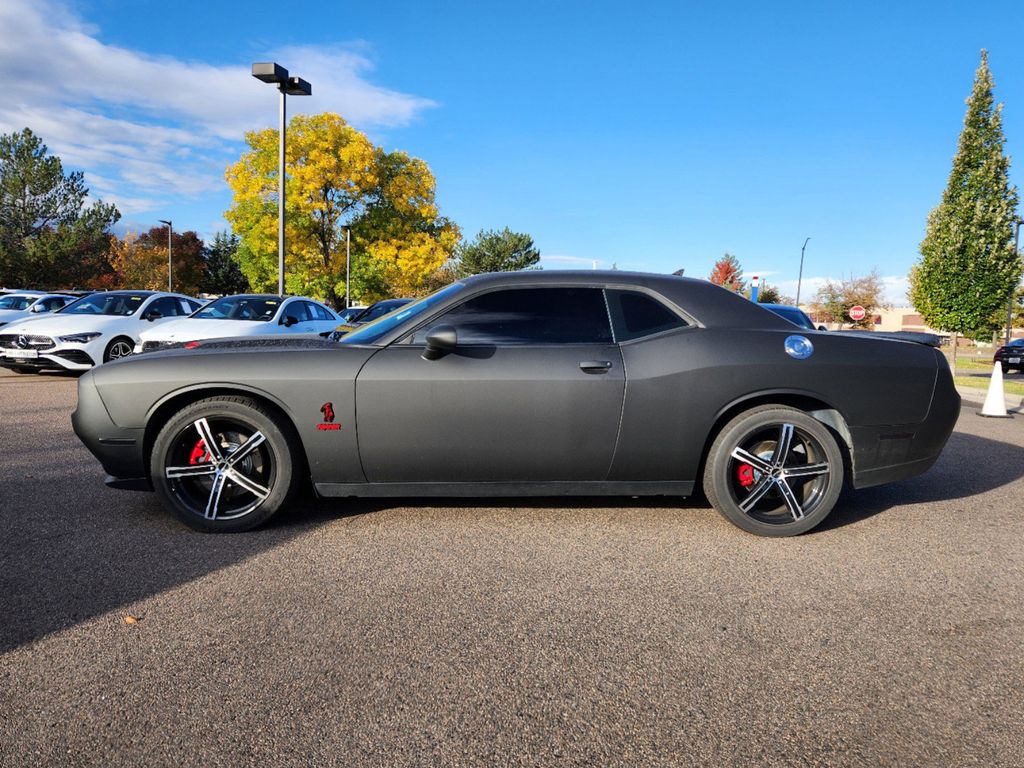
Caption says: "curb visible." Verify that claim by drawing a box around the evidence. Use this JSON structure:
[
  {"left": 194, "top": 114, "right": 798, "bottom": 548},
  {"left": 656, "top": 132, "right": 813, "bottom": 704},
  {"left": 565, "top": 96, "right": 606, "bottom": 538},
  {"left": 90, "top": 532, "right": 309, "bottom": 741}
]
[{"left": 955, "top": 386, "right": 1024, "bottom": 415}]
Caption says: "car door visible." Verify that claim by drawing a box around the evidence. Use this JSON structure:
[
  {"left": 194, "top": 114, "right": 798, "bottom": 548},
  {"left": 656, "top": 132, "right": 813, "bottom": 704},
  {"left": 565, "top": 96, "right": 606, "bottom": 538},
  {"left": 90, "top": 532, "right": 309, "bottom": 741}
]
[
  {"left": 139, "top": 296, "right": 185, "bottom": 331},
  {"left": 355, "top": 286, "right": 625, "bottom": 483}
]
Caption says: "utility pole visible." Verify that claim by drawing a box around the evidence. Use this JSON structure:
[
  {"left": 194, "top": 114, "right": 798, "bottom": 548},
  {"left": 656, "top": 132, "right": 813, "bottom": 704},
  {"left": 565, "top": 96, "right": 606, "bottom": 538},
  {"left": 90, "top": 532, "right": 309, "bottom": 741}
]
[
  {"left": 158, "top": 219, "right": 172, "bottom": 291},
  {"left": 796, "top": 237, "right": 810, "bottom": 306}
]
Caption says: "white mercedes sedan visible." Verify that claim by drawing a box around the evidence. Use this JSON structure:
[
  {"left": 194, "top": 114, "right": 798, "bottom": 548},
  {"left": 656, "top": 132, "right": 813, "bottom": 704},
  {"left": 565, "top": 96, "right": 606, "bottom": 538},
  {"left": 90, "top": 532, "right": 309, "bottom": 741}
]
[
  {"left": 0, "top": 293, "right": 75, "bottom": 328},
  {"left": 134, "top": 294, "right": 341, "bottom": 353},
  {"left": 0, "top": 291, "right": 203, "bottom": 373}
]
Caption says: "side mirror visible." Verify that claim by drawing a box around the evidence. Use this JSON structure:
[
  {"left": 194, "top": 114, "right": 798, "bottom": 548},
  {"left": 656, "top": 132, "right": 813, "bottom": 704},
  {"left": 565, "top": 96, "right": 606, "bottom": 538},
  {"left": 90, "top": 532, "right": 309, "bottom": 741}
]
[
  {"left": 817, "top": 324, "right": 828, "bottom": 331},
  {"left": 144, "top": 309, "right": 162, "bottom": 321},
  {"left": 282, "top": 315, "right": 300, "bottom": 327},
  {"left": 422, "top": 325, "right": 457, "bottom": 360},
  {"left": 29, "top": 305, "right": 42, "bottom": 313}
]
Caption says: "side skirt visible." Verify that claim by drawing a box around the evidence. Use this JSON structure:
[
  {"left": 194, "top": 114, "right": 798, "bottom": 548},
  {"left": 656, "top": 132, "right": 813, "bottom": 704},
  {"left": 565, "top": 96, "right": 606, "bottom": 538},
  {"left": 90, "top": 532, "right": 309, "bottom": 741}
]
[{"left": 314, "top": 480, "right": 694, "bottom": 499}]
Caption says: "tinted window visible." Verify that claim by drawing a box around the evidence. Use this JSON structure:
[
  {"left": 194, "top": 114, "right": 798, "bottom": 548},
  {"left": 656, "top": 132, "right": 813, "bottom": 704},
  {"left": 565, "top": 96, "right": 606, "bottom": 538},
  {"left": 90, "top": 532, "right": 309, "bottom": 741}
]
[
  {"left": 147, "top": 297, "right": 181, "bottom": 318},
  {"left": 605, "top": 290, "right": 687, "bottom": 342},
  {"left": 413, "top": 287, "right": 612, "bottom": 345},
  {"left": 43, "top": 297, "right": 69, "bottom": 310}
]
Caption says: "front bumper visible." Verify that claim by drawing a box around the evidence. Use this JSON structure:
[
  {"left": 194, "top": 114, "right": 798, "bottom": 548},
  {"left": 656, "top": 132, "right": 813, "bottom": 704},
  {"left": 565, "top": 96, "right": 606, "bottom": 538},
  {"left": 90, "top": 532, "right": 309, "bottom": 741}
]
[
  {"left": 1, "top": 349, "right": 95, "bottom": 371},
  {"left": 72, "top": 371, "right": 149, "bottom": 486}
]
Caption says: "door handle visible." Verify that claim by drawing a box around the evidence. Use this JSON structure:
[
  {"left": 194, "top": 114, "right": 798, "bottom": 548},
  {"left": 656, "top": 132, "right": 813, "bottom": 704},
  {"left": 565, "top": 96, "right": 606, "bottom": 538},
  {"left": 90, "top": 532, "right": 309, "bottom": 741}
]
[{"left": 579, "top": 360, "right": 613, "bottom": 373}]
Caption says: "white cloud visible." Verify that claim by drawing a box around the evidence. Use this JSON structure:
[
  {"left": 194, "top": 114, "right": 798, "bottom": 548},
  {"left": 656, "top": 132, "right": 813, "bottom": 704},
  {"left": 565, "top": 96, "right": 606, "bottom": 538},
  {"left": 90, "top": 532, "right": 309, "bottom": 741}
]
[
  {"left": 0, "top": 0, "right": 435, "bottom": 215},
  {"left": 541, "top": 254, "right": 605, "bottom": 269}
]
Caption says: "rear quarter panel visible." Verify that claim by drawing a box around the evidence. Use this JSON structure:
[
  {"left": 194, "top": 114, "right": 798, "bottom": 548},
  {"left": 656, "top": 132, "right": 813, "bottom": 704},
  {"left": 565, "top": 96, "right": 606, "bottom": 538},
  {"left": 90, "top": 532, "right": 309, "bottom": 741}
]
[{"left": 609, "top": 328, "right": 938, "bottom": 482}]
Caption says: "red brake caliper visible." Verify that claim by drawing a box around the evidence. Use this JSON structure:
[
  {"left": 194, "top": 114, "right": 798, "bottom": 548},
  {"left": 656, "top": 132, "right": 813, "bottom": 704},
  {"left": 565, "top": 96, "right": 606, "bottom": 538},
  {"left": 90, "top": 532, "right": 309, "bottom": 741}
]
[
  {"left": 188, "top": 439, "right": 211, "bottom": 465},
  {"left": 737, "top": 463, "right": 755, "bottom": 487}
]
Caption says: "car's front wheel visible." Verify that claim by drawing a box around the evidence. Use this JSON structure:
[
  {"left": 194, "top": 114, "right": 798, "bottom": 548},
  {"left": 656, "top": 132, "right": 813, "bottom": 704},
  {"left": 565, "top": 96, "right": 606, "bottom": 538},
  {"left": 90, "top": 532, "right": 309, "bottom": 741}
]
[
  {"left": 703, "top": 406, "right": 844, "bottom": 537},
  {"left": 104, "top": 336, "right": 135, "bottom": 363},
  {"left": 150, "top": 396, "right": 302, "bottom": 532}
]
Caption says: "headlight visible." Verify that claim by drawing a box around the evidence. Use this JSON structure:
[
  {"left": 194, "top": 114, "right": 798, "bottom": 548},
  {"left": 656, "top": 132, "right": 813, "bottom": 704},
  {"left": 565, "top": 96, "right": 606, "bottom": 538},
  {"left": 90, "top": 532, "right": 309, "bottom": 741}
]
[{"left": 59, "top": 332, "right": 102, "bottom": 343}]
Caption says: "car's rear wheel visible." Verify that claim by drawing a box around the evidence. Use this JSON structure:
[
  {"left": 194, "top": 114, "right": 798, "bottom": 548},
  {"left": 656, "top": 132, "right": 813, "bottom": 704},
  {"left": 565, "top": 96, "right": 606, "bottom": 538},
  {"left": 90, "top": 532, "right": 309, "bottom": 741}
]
[
  {"left": 104, "top": 336, "right": 134, "bottom": 363},
  {"left": 150, "top": 396, "right": 302, "bottom": 532},
  {"left": 703, "top": 406, "right": 844, "bottom": 537}
]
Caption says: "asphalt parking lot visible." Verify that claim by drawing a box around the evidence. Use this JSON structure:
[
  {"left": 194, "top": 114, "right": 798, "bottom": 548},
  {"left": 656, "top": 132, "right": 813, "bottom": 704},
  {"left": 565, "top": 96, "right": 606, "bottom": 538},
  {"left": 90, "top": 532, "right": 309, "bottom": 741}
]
[{"left": 1, "top": 367, "right": 1023, "bottom": 766}]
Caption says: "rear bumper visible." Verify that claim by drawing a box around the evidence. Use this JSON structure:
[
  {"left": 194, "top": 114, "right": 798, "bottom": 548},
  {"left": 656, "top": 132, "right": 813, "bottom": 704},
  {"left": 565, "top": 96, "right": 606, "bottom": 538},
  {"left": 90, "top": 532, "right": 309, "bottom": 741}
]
[{"left": 849, "top": 356, "right": 960, "bottom": 489}]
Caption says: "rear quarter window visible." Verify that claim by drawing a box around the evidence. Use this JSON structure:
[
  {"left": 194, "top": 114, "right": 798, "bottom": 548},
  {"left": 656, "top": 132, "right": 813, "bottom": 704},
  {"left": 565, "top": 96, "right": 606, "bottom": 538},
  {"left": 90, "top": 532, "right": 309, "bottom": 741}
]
[{"left": 605, "top": 289, "right": 688, "bottom": 342}]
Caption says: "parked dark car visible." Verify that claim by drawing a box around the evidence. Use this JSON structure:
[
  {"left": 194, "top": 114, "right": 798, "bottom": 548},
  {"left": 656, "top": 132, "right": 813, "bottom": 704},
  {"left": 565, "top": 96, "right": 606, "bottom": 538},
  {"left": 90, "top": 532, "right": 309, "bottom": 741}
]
[
  {"left": 994, "top": 338, "right": 1024, "bottom": 373},
  {"left": 325, "top": 298, "right": 414, "bottom": 338},
  {"left": 760, "top": 303, "right": 818, "bottom": 331},
  {"left": 73, "top": 271, "right": 959, "bottom": 537}
]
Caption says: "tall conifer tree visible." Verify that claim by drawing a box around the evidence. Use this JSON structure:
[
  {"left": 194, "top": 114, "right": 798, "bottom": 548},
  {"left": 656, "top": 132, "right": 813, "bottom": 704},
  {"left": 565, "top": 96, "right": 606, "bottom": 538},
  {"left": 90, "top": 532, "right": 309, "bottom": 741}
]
[{"left": 910, "top": 51, "right": 1021, "bottom": 365}]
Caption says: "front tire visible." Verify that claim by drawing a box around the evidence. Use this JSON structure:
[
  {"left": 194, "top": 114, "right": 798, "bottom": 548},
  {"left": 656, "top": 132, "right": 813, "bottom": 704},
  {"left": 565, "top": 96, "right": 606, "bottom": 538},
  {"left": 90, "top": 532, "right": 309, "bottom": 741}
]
[
  {"left": 150, "top": 396, "right": 302, "bottom": 532},
  {"left": 703, "top": 406, "right": 844, "bottom": 537},
  {"left": 104, "top": 336, "right": 135, "bottom": 363}
]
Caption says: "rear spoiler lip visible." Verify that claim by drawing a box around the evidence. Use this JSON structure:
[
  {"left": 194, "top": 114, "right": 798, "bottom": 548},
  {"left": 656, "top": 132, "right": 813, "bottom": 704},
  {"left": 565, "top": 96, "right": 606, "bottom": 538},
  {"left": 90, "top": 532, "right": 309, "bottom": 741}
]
[{"left": 833, "top": 330, "right": 942, "bottom": 348}]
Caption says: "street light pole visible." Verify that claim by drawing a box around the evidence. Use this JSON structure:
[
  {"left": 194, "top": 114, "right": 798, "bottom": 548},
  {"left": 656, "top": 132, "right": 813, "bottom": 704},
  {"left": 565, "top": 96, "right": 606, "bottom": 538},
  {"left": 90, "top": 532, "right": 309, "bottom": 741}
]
[
  {"left": 252, "top": 63, "right": 312, "bottom": 296},
  {"left": 158, "top": 219, "right": 172, "bottom": 292},
  {"left": 1008, "top": 220, "right": 1022, "bottom": 344},
  {"left": 345, "top": 227, "right": 351, "bottom": 309},
  {"left": 796, "top": 237, "right": 810, "bottom": 307}
]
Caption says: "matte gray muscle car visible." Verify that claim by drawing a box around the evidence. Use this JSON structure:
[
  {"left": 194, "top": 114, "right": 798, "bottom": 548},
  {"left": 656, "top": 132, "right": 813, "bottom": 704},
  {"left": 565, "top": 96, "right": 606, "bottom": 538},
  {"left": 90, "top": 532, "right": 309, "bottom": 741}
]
[{"left": 72, "top": 271, "right": 959, "bottom": 536}]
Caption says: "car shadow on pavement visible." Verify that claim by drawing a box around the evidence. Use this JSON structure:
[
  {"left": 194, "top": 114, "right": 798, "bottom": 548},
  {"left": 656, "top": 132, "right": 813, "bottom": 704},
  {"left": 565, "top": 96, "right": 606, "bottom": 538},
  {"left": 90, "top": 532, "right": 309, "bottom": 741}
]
[
  {"left": 2, "top": 426, "right": 1019, "bottom": 654},
  {"left": 821, "top": 430, "right": 1024, "bottom": 531}
]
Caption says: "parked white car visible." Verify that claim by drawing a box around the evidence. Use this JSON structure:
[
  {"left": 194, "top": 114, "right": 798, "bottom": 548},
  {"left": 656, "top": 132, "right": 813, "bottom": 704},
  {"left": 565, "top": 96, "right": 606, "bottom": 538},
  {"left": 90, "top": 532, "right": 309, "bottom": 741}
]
[
  {"left": 134, "top": 294, "right": 341, "bottom": 353},
  {"left": 0, "top": 291, "right": 204, "bottom": 373},
  {"left": 0, "top": 293, "right": 75, "bottom": 328}
]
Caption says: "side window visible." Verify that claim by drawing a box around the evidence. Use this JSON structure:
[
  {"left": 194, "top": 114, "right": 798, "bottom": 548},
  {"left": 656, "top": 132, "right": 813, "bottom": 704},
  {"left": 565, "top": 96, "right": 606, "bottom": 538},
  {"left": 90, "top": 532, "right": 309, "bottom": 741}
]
[
  {"left": 180, "top": 298, "right": 202, "bottom": 315},
  {"left": 412, "top": 287, "right": 612, "bottom": 345},
  {"left": 43, "top": 298, "right": 67, "bottom": 310},
  {"left": 605, "top": 289, "right": 688, "bottom": 342},
  {"left": 310, "top": 302, "right": 334, "bottom": 321},
  {"left": 148, "top": 297, "right": 181, "bottom": 318},
  {"left": 287, "top": 302, "right": 311, "bottom": 322}
]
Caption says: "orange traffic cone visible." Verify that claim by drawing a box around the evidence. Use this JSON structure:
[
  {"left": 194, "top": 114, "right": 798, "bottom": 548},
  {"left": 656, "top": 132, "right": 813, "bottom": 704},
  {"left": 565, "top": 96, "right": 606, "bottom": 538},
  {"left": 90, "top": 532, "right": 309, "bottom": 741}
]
[{"left": 979, "top": 362, "right": 1011, "bottom": 418}]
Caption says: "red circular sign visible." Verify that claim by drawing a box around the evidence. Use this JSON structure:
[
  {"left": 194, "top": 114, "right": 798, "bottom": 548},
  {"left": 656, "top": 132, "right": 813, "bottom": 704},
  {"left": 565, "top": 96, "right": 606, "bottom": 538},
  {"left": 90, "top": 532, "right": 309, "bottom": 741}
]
[{"left": 849, "top": 305, "right": 867, "bottom": 321}]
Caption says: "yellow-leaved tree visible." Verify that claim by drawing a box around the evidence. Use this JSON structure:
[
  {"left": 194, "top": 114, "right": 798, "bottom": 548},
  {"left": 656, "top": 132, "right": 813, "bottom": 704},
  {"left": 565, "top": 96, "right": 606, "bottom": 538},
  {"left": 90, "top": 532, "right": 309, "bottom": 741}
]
[{"left": 225, "top": 113, "right": 459, "bottom": 306}]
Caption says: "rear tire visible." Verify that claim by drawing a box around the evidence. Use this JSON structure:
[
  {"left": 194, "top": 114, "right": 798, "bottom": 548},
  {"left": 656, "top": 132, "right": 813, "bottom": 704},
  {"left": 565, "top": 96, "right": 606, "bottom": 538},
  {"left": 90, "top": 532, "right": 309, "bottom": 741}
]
[
  {"left": 150, "top": 396, "right": 303, "bottom": 532},
  {"left": 703, "top": 406, "right": 844, "bottom": 537}
]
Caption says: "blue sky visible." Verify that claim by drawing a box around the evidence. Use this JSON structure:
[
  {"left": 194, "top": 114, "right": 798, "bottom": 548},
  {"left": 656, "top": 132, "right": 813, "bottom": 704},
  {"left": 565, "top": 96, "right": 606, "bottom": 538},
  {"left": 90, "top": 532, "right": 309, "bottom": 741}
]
[{"left": 3, "top": 0, "right": 1023, "bottom": 303}]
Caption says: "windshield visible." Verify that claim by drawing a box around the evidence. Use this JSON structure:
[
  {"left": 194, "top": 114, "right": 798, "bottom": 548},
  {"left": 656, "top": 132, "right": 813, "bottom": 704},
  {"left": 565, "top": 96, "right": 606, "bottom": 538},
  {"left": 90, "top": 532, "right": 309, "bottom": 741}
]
[
  {"left": 340, "top": 284, "right": 464, "bottom": 345},
  {"left": 0, "top": 295, "right": 34, "bottom": 310},
  {"left": 60, "top": 293, "right": 148, "bottom": 316},
  {"left": 193, "top": 296, "right": 281, "bottom": 321}
]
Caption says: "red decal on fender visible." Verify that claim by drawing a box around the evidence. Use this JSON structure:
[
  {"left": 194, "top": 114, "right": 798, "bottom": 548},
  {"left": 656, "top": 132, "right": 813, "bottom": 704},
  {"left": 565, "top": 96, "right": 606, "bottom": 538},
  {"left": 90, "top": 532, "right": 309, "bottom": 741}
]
[{"left": 317, "top": 423, "right": 341, "bottom": 431}]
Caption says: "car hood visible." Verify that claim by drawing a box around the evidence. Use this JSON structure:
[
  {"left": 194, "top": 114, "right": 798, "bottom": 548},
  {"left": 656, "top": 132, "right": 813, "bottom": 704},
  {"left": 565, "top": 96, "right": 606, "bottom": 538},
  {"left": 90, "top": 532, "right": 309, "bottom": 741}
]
[
  {"left": 1, "top": 313, "right": 129, "bottom": 336},
  {"left": 139, "top": 318, "right": 271, "bottom": 341}
]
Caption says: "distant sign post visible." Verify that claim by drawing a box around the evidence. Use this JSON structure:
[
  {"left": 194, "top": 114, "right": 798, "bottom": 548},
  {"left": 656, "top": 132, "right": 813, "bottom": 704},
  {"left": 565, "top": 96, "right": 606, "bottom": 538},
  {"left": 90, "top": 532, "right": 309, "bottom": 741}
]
[{"left": 849, "top": 305, "right": 867, "bottom": 322}]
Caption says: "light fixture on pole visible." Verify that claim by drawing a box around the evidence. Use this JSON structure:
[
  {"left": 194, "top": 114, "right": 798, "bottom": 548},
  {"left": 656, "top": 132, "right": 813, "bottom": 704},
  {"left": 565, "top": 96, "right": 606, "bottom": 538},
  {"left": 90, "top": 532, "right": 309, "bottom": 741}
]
[
  {"left": 252, "top": 62, "right": 312, "bottom": 295},
  {"left": 795, "top": 236, "right": 811, "bottom": 307},
  {"left": 157, "top": 219, "right": 173, "bottom": 292}
]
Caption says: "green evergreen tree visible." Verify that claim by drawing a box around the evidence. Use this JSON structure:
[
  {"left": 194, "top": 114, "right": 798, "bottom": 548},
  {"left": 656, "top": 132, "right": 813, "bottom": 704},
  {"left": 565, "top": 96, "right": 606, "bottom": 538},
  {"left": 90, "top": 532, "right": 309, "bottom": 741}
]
[
  {"left": 202, "top": 231, "right": 249, "bottom": 295},
  {"left": 456, "top": 228, "right": 541, "bottom": 276},
  {"left": 910, "top": 51, "right": 1021, "bottom": 366},
  {"left": 0, "top": 128, "right": 119, "bottom": 287}
]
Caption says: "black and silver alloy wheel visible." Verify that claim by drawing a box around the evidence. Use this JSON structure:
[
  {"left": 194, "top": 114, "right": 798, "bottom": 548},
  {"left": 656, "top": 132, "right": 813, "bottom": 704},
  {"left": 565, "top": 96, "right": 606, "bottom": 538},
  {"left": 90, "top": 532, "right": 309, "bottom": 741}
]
[
  {"left": 104, "top": 336, "right": 134, "bottom": 363},
  {"left": 151, "top": 396, "right": 301, "bottom": 532},
  {"left": 704, "top": 406, "right": 844, "bottom": 537}
]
